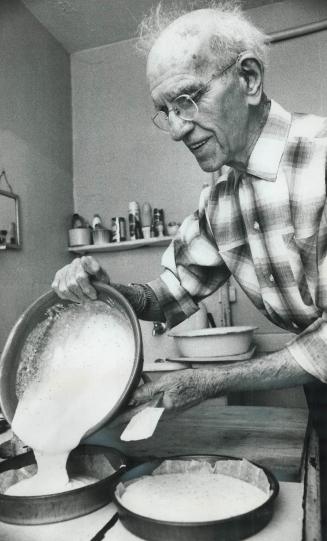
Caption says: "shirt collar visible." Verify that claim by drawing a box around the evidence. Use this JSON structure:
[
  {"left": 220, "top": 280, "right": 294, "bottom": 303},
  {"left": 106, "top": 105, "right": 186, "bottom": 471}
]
[{"left": 246, "top": 99, "right": 292, "bottom": 182}]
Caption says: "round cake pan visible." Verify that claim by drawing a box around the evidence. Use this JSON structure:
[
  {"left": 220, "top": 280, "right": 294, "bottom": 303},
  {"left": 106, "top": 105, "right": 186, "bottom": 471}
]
[
  {"left": 0, "top": 282, "right": 143, "bottom": 438},
  {"left": 113, "top": 454, "right": 279, "bottom": 541},
  {"left": 0, "top": 444, "right": 128, "bottom": 525}
]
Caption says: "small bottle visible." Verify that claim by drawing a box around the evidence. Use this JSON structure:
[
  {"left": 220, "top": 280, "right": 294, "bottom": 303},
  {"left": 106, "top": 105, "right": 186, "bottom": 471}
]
[
  {"left": 153, "top": 208, "right": 159, "bottom": 237},
  {"left": 92, "top": 214, "right": 103, "bottom": 229},
  {"left": 71, "top": 213, "right": 84, "bottom": 228},
  {"left": 159, "top": 209, "right": 165, "bottom": 236},
  {"left": 150, "top": 222, "right": 156, "bottom": 238},
  {"left": 112, "top": 217, "right": 126, "bottom": 242},
  {"left": 128, "top": 201, "right": 142, "bottom": 240},
  {"left": 141, "top": 202, "right": 152, "bottom": 239},
  {"left": 153, "top": 208, "right": 164, "bottom": 237}
]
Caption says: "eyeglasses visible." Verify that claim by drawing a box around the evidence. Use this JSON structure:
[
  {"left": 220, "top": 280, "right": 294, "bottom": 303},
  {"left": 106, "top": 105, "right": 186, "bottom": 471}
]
[{"left": 152, "top": 57, "right": 239, "bottom": 132}]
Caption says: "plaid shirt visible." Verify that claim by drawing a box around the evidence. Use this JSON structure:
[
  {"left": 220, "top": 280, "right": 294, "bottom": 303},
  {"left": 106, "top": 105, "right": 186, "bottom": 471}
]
[{"left": 149, "top": 100, "right": 327, "bottom": 383}]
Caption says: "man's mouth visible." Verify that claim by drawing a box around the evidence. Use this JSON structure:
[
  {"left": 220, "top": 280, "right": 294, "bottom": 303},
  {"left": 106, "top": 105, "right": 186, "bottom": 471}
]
[{"left": 188, "top": 138, "right": 209, "bottom": 152}]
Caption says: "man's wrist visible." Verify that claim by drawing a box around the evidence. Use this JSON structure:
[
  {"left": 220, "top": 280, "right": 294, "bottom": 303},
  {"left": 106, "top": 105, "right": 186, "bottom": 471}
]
[
  {"left": 111, "top": 282, "right": 165, "bottom": 321},
  {"left": 111, "top": 283, "right": 147, "bottom": 315}
]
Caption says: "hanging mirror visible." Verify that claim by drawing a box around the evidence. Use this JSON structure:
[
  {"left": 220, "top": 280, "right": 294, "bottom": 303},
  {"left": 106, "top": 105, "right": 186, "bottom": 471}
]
[{"left": 0, "top": 171, "right": 21, "bottom": 250}]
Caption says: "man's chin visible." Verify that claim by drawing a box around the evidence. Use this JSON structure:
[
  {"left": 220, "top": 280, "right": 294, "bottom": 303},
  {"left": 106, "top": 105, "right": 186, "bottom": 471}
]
[{"left": 194, "top": 154, "right": 224, "bottom": 173}]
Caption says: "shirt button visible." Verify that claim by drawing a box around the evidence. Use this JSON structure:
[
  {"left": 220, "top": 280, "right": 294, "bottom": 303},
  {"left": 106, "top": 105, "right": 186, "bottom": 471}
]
[
  {"left": 253, "top": 221, "right": 260, "bottom": 231},
  {"left": 269, "top": 274, "right": 275, "bottom": 283}
]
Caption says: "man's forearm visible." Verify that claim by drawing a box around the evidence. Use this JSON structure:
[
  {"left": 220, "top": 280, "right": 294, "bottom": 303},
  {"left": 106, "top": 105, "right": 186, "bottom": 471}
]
[
  {"left": 132, "top": 339, "right": 320, "bottom": 410},
  {"left": 112, "top": 283, "right": 166, "bottom": 322},
  {"left": 202, "top": 347, "right": 318, "bottom": 399}
]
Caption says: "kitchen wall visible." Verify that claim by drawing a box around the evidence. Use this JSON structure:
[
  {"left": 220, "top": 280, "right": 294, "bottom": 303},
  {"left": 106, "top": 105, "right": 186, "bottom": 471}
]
[
  {"left": 0, "top": 0, "right": 73, "bottom": 351},
  {"left": 71, "top": 0, "right": 327, "bottom": 380}
]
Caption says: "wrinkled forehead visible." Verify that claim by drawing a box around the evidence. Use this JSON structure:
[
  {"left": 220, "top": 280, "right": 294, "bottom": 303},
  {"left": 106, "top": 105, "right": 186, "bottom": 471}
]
[{"left": 147, "top": 16, "right": 218, "bottom": 92}]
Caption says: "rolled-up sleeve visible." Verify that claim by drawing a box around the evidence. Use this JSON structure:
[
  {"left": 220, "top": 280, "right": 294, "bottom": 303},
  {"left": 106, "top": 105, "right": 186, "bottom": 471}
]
[{"left": 148, "top": 186, "right": 231, "bottom": 328}]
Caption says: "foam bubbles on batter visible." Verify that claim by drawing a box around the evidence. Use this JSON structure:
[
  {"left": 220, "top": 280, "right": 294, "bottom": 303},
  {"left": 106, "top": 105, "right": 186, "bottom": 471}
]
[{"left": 6, "top": 300, "right": 134, "bottom": 496}]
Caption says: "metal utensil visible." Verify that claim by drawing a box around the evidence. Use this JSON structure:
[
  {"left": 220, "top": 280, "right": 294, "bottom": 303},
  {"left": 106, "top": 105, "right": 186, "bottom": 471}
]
[{"left": 90, "top": 512, "right": 119, "bottom": 540}]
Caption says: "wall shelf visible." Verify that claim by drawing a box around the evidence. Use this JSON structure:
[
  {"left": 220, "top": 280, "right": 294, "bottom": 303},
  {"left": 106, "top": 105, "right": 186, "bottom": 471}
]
[{"left": 68, "top": 236, "right": 173, "bottom": 254}]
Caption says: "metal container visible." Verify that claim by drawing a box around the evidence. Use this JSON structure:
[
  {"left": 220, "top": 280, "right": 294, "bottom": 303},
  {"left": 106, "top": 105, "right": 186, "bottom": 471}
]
[
  {"left": 0, "top": 282, "right": 143, "bottom": 437},
  {"left": 113, "top": 455, "right": 279, "bottom": 541},
  {"left": 68, "top": 227, "right": 92, "bottom": 246},
  {"left": 0, "top": 445, "right": 128, "bottom": 525},
  {"left": 92, "top": 228, "right": 111, "bottom": 245}
]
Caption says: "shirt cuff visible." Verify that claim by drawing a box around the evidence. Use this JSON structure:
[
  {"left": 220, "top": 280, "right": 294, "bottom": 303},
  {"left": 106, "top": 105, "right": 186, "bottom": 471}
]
[
  {"left": 147, "top": 271, "right": 199, "bottom": 329},
  {"left": 286, "top": 317, "right": 327, "bottom": 383}
]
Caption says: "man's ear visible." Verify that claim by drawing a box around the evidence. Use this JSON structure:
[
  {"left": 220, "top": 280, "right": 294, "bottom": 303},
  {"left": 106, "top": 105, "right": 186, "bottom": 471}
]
[{"left": 236, "top": 51, "right": 263, "bottom": 105}]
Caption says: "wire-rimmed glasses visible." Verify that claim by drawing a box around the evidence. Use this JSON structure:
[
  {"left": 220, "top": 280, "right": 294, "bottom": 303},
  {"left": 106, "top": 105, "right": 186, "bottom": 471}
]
[{"left": 152, "top": 57, "right": 239, "bottom": 132}]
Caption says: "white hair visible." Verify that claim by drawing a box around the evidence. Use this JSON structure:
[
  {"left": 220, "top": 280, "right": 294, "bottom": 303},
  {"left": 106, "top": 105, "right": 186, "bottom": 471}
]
[{"left": 137, "top": 1, "right": 269, "bottom": 69}]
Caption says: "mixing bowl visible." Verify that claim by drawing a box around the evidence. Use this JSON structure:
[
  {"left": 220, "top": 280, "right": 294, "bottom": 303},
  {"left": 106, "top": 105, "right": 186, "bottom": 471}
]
[
  {"left": 168, "top": 326, "right": 257, "bottom": 358},
  {"left": 0, "top": 282, "right": 143, "bottom": 437}
]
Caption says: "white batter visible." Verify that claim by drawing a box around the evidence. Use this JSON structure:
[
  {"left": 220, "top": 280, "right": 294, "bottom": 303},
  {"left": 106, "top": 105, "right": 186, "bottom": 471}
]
[
  {"left": 119, "top": 473, "right": 269, "bottom": 521},
  {"left": 6, "top": 301, "right": 134, "bottom": 496}
]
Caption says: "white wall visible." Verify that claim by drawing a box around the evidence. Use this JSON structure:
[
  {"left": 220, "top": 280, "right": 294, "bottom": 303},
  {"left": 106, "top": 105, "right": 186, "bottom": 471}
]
[
  {"left": 71, "top": 0, "right": 327, "bottom": 369},
  {"left": 0, "top": 0, "right": 73, "bottom": 350}
]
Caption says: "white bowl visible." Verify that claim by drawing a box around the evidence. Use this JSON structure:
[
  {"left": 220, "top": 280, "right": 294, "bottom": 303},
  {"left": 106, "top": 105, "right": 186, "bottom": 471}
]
[{"left": 168, "top": 326, "right": 257, "bottom": 358}]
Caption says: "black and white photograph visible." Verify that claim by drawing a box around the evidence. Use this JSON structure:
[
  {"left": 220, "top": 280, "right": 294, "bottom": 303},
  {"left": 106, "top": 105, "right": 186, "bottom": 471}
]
[{"left": 0, "top": 0, "right": 326, "bottom": 539}]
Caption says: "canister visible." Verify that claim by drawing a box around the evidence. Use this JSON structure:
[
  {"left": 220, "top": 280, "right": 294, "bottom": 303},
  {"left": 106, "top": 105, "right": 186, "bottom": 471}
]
[
  {"left": 68, "top": 227, "right": 92, "bottom": 246},
  {"left": 92, "top": 228, "right": 111, "bottom": 245}
]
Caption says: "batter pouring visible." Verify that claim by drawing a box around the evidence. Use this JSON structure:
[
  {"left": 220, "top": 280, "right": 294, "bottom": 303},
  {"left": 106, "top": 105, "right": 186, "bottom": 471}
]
[{"left": 6, "top": 301, "right": 134, "bottom": 496}]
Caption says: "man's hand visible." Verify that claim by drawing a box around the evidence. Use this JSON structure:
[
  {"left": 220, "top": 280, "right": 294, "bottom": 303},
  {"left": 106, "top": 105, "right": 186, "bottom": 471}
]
[
  {"left": 51, "top": 256, "right": 110, "bottom": 302},
  {"left": 131, "top": 369, "right": 216, "bottom": 411}
]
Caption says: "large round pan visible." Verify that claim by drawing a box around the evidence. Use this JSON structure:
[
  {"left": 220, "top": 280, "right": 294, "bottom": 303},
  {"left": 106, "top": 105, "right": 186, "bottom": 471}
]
[
  {"left": 113, "top": 454, "right": 279, "bottom": 541},
  {"left": 0, "top": 444, "right": 128, "bottom": 525},
  {"left": 0, "top": 282, "right": 143, "bottom": 438}
]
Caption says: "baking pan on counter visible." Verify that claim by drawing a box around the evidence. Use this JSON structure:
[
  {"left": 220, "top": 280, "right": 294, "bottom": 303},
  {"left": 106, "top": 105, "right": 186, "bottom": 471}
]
[
  {"left": 0, "top": 444, "right": 128, "bottom": 525},
  {"left": 113, "top": 454, "right": 279, "bottom": 541}
]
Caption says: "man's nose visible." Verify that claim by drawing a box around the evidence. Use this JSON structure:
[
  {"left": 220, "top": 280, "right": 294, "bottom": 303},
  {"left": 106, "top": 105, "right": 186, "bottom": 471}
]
[{"left": 168, "top": 112, "right": 193, "bottom": 141}]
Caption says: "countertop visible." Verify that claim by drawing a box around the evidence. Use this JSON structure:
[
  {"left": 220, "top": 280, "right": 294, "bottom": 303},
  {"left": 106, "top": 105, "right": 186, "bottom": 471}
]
[
  {"left": 0, "top": 481, "right": 304, "bottom": 541},
  {"left": 0, "top": 405, "right": 314, "bottom": 540},
  {"left": 85, "top": 404, "right": 309, "bottom": 482}
]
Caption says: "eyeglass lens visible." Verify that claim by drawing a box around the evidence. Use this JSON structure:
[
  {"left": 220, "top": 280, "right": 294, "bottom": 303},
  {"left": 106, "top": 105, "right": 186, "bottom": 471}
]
[
  {"left": 153, "top": 95, "right": 198, "bottom": 131},
  {"left": 174, "top": 95, "right": 197, "bottom": 119}
]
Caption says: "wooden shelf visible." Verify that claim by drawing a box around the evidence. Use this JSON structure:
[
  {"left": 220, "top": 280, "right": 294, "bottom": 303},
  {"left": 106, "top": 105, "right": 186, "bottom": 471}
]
[{"left": 68, "top": 236, "right": 173, "bottom": 254}]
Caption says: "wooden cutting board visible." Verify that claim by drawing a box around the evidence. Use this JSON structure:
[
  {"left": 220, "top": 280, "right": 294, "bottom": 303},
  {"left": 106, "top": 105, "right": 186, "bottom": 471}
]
[{"left": 85, "top": 403, "right": 309, "bottom": 482}]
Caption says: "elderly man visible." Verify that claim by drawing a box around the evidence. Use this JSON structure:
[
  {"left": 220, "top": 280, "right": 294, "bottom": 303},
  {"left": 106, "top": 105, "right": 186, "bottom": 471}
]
[
  {"left": 53, "top": 0, "right": 327, "bottom": 483},
  {"left": 53, "top": 3, "right": 326, "bottom": 406}
]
